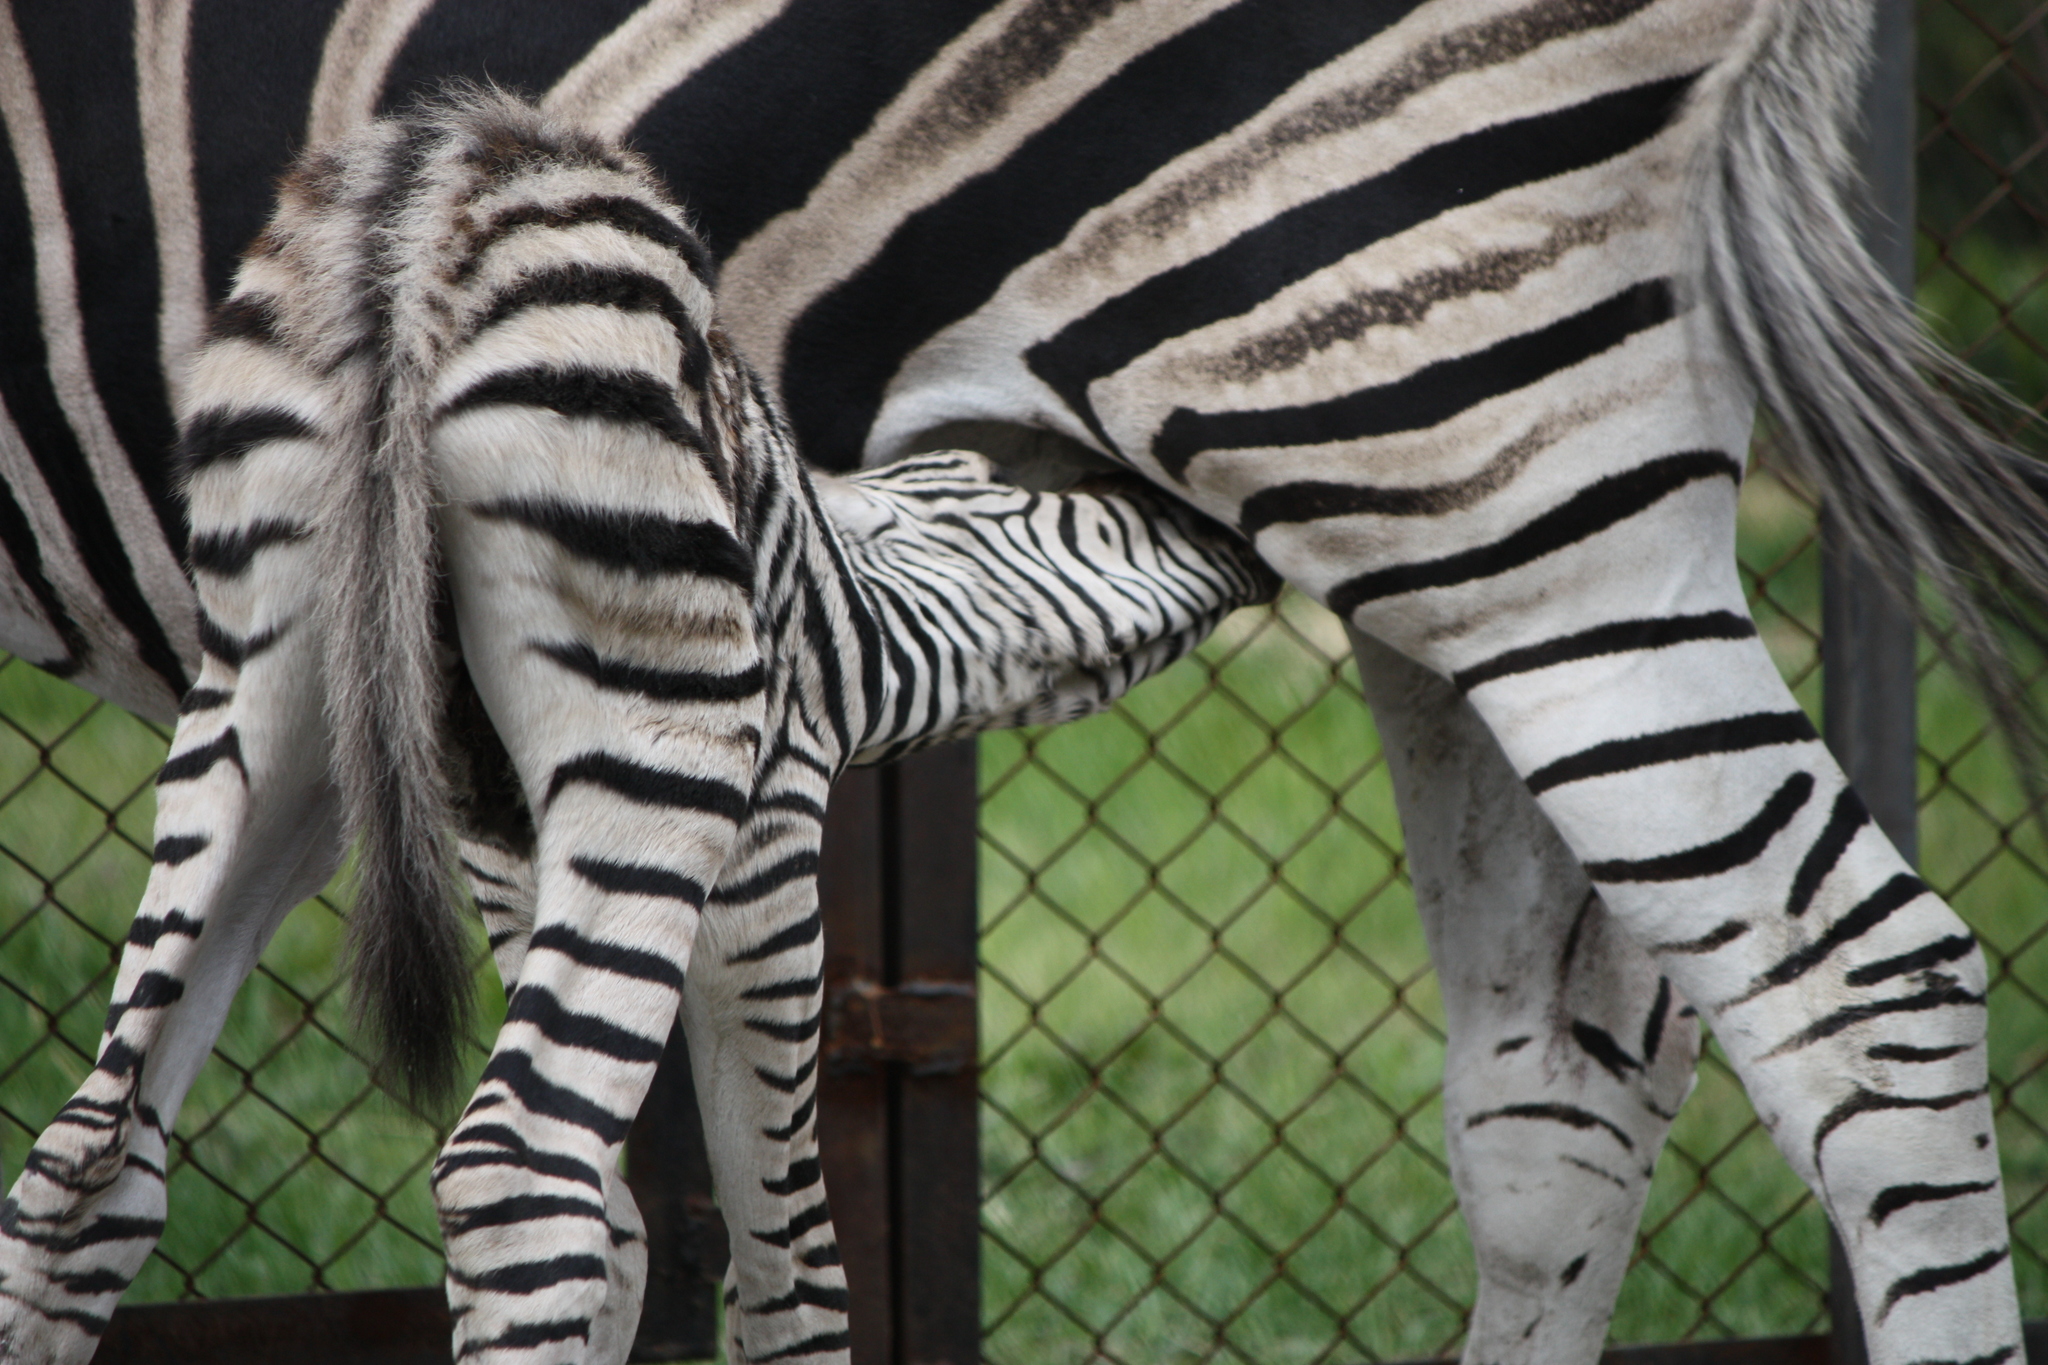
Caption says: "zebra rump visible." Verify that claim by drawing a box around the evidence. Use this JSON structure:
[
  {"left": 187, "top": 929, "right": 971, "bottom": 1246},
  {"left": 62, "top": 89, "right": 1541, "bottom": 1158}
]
[{"left": 1703, "top": 0, "right": 2048, "bottom": 778}]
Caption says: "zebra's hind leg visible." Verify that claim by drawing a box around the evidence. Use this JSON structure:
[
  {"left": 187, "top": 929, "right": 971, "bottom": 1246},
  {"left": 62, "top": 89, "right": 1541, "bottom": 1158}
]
[
  {"left": 1423, "top": 583, "right": 2018, "bottom": 1360},
  {"left": 0, "top": 508, "right": 342, "bottom": 1361},
  {"left": 1354, "top": 632, "right": 1697, "bottom": 1362}
]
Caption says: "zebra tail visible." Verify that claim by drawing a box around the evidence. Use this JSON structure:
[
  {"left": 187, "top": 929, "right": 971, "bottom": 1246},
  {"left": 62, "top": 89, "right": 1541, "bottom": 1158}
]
[
  {"left": 317, "top": 120, "right": 473, "bottom": 1113},
  {"left": 1701, "top": 0, "right": 2048, "bottom": 783}
]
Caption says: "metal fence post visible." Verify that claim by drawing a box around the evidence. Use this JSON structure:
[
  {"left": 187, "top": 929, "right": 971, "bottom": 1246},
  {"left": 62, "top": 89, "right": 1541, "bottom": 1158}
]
[{"left": 1824, "top": 2, "right": 1918, "bottom": 1359}]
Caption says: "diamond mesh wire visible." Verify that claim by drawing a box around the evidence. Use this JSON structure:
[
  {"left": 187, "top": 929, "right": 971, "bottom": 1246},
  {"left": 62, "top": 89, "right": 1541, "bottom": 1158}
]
[
  {"left": 0, "top": 666, "right": 499, "bottom": 1301},
  {"left": 0, "top": 6, "right": 2040, "bottom": 1360}
]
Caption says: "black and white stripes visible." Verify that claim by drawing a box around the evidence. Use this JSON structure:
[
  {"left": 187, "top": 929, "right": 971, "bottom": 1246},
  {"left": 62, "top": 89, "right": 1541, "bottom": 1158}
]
[
  {"left": 0, "top": 91, "right": 1269, "bottom": 1365},
  {"left": 2, "top": 2, "right": 2046, "bottom": 1363}
]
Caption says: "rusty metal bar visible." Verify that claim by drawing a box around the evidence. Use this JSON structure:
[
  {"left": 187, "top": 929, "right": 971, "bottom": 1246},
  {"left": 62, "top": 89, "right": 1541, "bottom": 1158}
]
[
  {"left": 97, "top": 1287, "right": 450, "bottom": 1365},
  {"left": 820, "top": 763, "right": 899, "bottom": 1365},
  {"left": 1821, "top": 1, "right": 1919, "bottom": 1358},
  {"left": 883, "top": 743, "right": 982, "bottom": 1365}
]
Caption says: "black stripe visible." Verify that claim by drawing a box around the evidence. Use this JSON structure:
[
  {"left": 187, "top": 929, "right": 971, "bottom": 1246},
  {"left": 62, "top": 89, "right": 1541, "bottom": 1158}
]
[
  {"left": 457, "top": 1317, "right": 592, "bottom": 1356},
  {"left": 755, "top": 1055, "right": 819, "bottom": 1095},
  {"left": 711, "top": 852, "right": 822, "bottom": 907},
  {"left": 126, "top": 971, "right": 184, "bottom": 1010},
  {"left": 0, "top": 469, "right": 88, "bottom": 672},
  {"left": 186, "top": 518, "right": 311, "bottom": 577},
  {"left": 780, "top": 0, "right": 1424, "bottom": 468},
  {"left": 1570, "top": 1020, "right": 1640, "bottom": 1081},
  {"left": 567, "top": 855, "right": 706, "bottom": 907},
  {"left": 1768, "top": 985, "right": 1985, "bottom": 1058},
  {"left": 1745, "top": 873, "right": 1929, "bottom": 996},
  {"left": 728, "top": 909, "right": 823, "bottom": 964},
  {"left": 1527, "top": 711, "right": 1816, "bottom": 795},
  {"left": 0, "top": 57, "right": 194, "bottom": 698},
  {"left": 442, "top": 365, "right": 706, "bottom": 451},
  {"left": 1879, "top": 1247, "right": 2008, "bottom": 1322},
  {"left": 1813, "top": 1086, "right": 1989, "bottom": 1163},
  {"left": 127, "top": 910, "right": 201, "bottom": 948},
  {"left": 1585, "top": 771, "right": 1813, "bottom": 884},
  {"left": 1452, "top": 612, "right": 1758, "bottom": 694},
  {"left": 1164, "top": 278, "right": 1679, "bottom": 478},
  {"left": 547, "top": 752, "right": 749, "bottom": 820},
  {"left": 196, "top": 611, "right": 283, "bottom": 667},
  {"left": 751, "top": 1200, "right": 833, "bottom": 1250},
  {"left": 534, "top": 640, "right": 763, "bottom": 703},
  {"left": 1641, "top": 977, "right": 1672, "bottom": 1065},
  {"left": 742, "top": 975, "right": 824, "bottom": 1002},
  {"left": 449, "top": 1253, "right": 607, "bottom": 1295},
  {"left": 14, "top": 0, "right": 179, "bottom": 541},
  {"left": 179, "top": 686, "right": 232, "bottom": 714},
  {"left": 1867, "top": 1041, "right": 1975, "bottom": 1064},
  {"left": 526, "top": 924, "right": 686, "bottom": 989},
  {"left": 800, "top": 1243, "right": 842, "bottom": 1268},
  {"left": 1657, "top": 920, "right": 1748, "bottom": 955},
  {"left": 1846, "top": 934, "right": 1977, "bottom": 988},
  {"left": 762, "top": 1157, "right": 823, "bottom": 1197},
  {"left": 754, "top": 1332, "right": 854, "bottom": 1362},
  {"left": 745, "top": 1010, "right": 823, "bottom": 1043},
  {"left": 504, "top": 985, "right": 666, "bottom": 1064},
  {"left": 763, "top": 1094, "right": 818, "bottom": 1143},
  {"left": 152, "top": 835, "right": 207, "bottom": 866},
  {"left": 434, "top": 1127, "right": 603, "bottom": 1192},
  {"left": 1328, "top": 451, "right": 1741, "bottom": 616},
  {"left": 477, "top": 261, "right": 696, "bottom": 331},
  {"left": 748, "top": 1281, "right": 851, "bottom": 1315},
  {"left": 472, "top": 499, "right": 751, "bottom": 585},
  {"left": 157, "top": 728, "right": 245, "bottom": 784},
  {"left": 52, "top": 1268, "right": 133, "bottom": 1297},
  {"left": 460, "top": 858, "right": 519, "bottom": 890},
  {"left": 478, "top": 1050, "right": 631, "bottom": 1144},
  {"left": 1870, "top": 1179, "right": 1998, "bottom": 1226},
  {"left": 178, "top": 407, "right": 317, "bottom": 475},
  {"left": 442, "top": 1193, "right": 607, "bottom": 1237},
  {"left": 1027, "top": 70, "right": 1697, "bottom": 461},
  {"left": 461, "top": 192, "right": 713, "bottom": 286},
  {"left": 209, "top": 295, "right": 280, "bottom": 344},
  {"left": 1465, "top": 1102, "right": 1635, "bottom": 1151},
  {"left": 1786, "top": 787, "right": 1872, "bottom": 917}
]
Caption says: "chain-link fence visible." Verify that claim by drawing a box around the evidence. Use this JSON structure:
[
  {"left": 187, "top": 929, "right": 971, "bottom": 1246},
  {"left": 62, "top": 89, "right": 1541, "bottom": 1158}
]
[
  {"left": 977, "top": 3, "right": 2048, "bottom": 1361},
  {"left": 0, "top": 4, "right": 2045, "bottom": 1360}
]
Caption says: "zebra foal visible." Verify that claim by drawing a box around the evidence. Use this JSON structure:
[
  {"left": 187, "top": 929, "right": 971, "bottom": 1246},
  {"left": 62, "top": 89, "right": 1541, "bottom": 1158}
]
[{"left": 0, "top": 91, "right": 1273, "bottom": 1365}]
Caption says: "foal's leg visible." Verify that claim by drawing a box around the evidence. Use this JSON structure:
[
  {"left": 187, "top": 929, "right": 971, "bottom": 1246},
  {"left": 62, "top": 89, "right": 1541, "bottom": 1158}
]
[
  {"left": 1354, "top": 632, "right": 1697, "bottom": 1363},
  {"left": 0, "top": 427, "right": 341, "bottom": 1363},
  {"left": 430, "top": 437, "right": 765, "bottom": 1364}
]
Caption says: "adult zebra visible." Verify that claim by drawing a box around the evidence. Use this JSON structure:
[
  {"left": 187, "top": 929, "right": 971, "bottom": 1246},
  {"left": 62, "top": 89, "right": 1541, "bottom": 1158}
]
[{"left": 1, "top": 3, "right": 2043, "bottom": 1365}]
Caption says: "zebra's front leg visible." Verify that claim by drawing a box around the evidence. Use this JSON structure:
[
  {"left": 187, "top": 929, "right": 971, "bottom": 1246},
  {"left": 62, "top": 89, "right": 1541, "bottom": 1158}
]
[
  {"left": 1354, "top": 632, "right": 1697, "bottom": 1362},
  {"left": 0, "top": 594, "right": 342, "bottom": 1362},
  {"left": 682, "top": 805, "right": 848, "bottom": 1365}
]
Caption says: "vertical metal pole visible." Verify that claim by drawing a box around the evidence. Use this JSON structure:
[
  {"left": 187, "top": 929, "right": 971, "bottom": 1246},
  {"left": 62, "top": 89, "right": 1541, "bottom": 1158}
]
[
  {"left": 820, "top": 766, "right": 899, "bottom": 1365},
  {"left": 1824, "top": 3, "right": 1917, "bottom": 1359},
  {"left": 884, "top": 743, "right": 982, "bottom": 1365}
]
